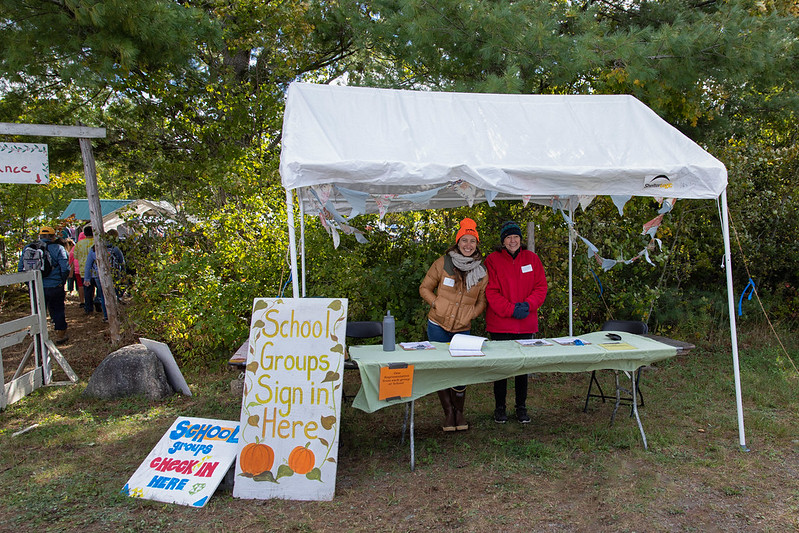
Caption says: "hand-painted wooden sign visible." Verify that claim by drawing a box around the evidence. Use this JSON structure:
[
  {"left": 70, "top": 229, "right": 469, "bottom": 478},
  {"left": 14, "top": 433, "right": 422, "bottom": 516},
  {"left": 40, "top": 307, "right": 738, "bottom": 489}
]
[
  {"left": 233, "top": 298, "right": 348, "bottom": 501},
  {"left": 0, "top": 143, "right": 49, "bottom": 184},
  {"left": 122, "top": 417, "right": 240, "bottom": 507}
]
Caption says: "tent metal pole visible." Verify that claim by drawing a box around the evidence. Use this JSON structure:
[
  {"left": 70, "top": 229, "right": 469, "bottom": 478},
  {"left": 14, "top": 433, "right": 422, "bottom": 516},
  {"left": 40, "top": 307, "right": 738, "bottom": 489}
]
[
  {"left": 285, "top": 188, "right": 300, "bottom": 298},
  {"left": 721, "top": 190, "right": 747, "bottom": 451},
  {"left": 568, "top": 203, "right": 574, "bottom": 336},
  {"left": 299, "top": 192, "right": 307, "bottom": 297}
]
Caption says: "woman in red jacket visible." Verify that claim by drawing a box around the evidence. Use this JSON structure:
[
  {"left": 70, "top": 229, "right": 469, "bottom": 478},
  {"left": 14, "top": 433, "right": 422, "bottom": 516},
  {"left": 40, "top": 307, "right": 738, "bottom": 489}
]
[
  {"left": 485, "top": 220, "right": 548, "bottom": 424},
  {"left": 419, "top": 218, "right": 488, "bottom": 431}
]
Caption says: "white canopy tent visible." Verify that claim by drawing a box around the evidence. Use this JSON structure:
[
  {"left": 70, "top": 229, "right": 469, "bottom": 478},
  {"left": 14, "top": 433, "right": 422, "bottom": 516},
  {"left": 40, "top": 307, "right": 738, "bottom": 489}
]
[{"left": 278, "top": 82, "right": 746, "bottom": 449}]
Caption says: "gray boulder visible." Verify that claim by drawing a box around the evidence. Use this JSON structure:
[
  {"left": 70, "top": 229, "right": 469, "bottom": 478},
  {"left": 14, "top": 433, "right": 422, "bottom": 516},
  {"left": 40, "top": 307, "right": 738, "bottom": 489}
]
[{"left": 83, "top": 344, "right": 174, "bottom": 400}]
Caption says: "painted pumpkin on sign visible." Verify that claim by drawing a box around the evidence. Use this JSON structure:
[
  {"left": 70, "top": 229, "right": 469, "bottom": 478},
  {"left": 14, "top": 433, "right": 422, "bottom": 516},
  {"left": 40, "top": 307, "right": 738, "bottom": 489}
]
[
  {"left": 288, "top": 444, "right": 315, "bottom": 475},
  {"left": 239, "top": 442, "right": 275, "bottom": 476}
]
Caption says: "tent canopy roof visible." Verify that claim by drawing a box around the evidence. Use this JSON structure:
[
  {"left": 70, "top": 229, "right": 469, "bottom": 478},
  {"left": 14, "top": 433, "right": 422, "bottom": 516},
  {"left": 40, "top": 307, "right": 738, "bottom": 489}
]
[
  {"left": 280, "top": 83, "right": 727, "bottom": 215},
  {"left": 59, "top": 199, "right": 132, "bottom": 220}
]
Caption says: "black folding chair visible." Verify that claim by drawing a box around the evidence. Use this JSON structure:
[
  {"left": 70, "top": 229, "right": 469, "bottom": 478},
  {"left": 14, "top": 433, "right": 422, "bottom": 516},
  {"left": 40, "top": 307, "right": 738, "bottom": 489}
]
[
  {"left": 342, "top": 321, "right": 383, "bottom": 401},
  {"left": 583, "top": 320, "right": 649, "bottom": 413}
]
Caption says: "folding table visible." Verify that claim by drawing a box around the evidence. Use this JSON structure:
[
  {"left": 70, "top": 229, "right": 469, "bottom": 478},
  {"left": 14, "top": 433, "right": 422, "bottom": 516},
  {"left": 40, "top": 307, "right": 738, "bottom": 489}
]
[{"left": 349, "top": 331, "right": 678, "bottom": 470}]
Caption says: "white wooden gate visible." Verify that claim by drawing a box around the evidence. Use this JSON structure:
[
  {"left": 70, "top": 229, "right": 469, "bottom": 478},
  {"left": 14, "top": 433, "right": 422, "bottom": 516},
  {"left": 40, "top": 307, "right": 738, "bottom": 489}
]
[{"left": 1, "top": 270, "right": 77, "bottom": 410}]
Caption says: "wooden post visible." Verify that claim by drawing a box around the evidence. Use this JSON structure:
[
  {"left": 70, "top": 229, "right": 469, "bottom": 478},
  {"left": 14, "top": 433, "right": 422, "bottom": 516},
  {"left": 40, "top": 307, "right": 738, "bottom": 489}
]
[
  {"left": 526, "top": 221, "right": 535, "bottom": 253},
  {"left": 79, "top": 137, "right": 121, "bottom": 343}
]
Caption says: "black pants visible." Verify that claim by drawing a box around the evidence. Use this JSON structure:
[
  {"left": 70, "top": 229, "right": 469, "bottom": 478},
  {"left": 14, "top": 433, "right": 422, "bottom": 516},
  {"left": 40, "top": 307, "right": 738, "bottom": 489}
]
[
  {"left": 489, "top": 331, "right": 534, "bottom": 409},
  {"left": 43, "top": 286, "right": 67, "bottom": 331}
]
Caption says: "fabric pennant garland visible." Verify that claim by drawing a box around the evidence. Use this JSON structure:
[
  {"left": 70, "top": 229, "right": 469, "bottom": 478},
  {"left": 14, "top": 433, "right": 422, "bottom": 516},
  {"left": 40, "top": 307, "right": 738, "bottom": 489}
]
[
  {"left": 601, "top": 258, "right": 617, "bottom": 271},
  {"left": 579, "top": 195, "right": 595, "bottom": 211},
  {"left": 658, "top": 198, "right": 676, "bottom": 214},
  {"left": 579, "top": 236, "right": 599, "bottom": 256},
  {"left": 642, "top": 214, "right": 664, "bottom": 237},
  {"left": 400, "top": 187, "right": 444, "bottom": 206},
  {"left": 335, "top": 186, "right": 370, "bottom": 219},
  {"left": 451, "top": 180, "right": 479, "bottom": 207},
  {"left": 312, "top": 184, "right": 333, "bottom": 206},
  {"left": 329, "top": 224, "right": 340, "bottom": 249},
  {"left": 611, "top": 195, "right": 632, "bottom": 216},
  {"left": 318, "top": 211, "right": 329, "bottom": 230},
  {"left": 484, "top": 189, "right": 499, "bottom": 207},
  {"left": 374, "top": 194, "right": 397, "bottom": 219}
]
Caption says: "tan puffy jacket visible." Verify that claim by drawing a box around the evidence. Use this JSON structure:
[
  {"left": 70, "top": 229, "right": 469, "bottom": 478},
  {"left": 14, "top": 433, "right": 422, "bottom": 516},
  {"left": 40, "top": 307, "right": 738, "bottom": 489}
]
[{"left": 419, "top": 254, "right": 488, "bottom": 333}]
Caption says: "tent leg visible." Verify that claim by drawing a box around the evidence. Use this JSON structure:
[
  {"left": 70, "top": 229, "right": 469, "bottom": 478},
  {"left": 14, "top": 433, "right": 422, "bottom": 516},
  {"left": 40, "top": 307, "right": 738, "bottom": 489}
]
[
  {"left": 721, "top": 191, "right": 748, "bottom": 451},
  {"left": 568, "top": 203, "right": 574, "bottom": 336},
  {"left": 285, "top": 188, "right": 300, "bottom": 298},
  {"left": 299, "top": 191, "right": 307, "bottom": 298}
]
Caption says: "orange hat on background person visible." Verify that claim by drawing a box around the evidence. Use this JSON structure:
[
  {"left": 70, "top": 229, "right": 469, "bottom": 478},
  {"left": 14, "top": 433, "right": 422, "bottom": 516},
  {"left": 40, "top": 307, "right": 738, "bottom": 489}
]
[
  {"left": 39, "top": 226, "right": 55, "bottom": 236},
  {"left": 455, "top": 218, "right": 479, "bottom": 243}
]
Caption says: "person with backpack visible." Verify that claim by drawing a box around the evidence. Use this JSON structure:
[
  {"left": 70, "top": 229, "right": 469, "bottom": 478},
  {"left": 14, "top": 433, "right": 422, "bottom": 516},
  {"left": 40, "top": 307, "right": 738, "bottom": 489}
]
[
  {"left": 17, "top": 226, "right": 70, "bottom": 344},
  {"left": 83, "top": 234, "right": 125, "bottom": 322}
]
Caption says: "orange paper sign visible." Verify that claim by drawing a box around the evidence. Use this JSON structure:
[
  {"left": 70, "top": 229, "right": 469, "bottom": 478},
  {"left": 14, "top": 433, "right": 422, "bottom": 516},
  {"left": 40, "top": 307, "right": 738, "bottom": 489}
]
[{"left": 378, "top": 364, "right": 414, "bottom": 400}]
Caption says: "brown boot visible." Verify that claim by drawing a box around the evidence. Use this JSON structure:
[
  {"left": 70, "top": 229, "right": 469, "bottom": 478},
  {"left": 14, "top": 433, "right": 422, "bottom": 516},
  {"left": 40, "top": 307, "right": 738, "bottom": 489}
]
[
  {"left": 437, "top": 390, "right": 456, "bottom": 432},
  {"left": 451, "top": 388, "right": 469, "bottom": 431},
  {"left": 54, "top": 329, "right": 69, "bottom": 345}
]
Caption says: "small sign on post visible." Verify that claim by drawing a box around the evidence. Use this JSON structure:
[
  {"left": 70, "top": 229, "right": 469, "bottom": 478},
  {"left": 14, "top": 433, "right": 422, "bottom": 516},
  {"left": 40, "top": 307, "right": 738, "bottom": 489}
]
[
  {"left": 0, "top": 142, "right": 49, "bottom": 184},
  {"left": 233, "top": 297, "right": 348, "bottom": 501}
]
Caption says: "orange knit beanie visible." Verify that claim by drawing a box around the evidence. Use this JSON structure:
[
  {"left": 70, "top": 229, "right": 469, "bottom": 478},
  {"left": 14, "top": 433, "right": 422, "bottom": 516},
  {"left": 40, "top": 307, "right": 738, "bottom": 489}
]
[{"left": 455, "top": 218, "right": 479, "bottom": 243}]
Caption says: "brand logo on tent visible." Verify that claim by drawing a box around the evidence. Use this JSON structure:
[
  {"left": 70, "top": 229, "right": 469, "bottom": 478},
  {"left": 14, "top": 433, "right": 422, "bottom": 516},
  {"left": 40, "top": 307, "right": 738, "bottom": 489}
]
[{"left": 644, "top": 175, "right": 673, "bottom": 190}]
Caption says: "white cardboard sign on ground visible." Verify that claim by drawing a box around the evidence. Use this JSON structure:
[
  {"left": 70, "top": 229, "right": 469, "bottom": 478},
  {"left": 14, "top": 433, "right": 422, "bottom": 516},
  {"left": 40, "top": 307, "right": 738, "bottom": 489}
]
[
  {"left": 233, "top": 298, "right": 348, "bottom": 501},
  {"left": 140, "top": 337, "right": 192, "bottom": 396},
  {"left": 122, "top": 416, "right": 240, "bottom": 507},
  {"left": 0, "top": 142, "right": 49, "bottom": 184}
]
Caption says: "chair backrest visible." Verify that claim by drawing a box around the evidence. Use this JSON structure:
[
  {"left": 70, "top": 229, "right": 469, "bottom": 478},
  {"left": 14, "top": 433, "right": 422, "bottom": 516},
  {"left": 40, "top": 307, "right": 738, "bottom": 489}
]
[
  {"left": 601, "top": 320, "right": 648, "bottom": 334},
  {"left": 346, "top": 321, "right": 383, "bottom": 339}
]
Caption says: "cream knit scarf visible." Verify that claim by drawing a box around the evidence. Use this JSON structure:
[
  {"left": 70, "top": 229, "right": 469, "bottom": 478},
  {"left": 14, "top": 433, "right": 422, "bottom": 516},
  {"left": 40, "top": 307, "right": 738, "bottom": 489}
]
[{"left": 448, "top": 251, "right": 487, "bottom": 292}]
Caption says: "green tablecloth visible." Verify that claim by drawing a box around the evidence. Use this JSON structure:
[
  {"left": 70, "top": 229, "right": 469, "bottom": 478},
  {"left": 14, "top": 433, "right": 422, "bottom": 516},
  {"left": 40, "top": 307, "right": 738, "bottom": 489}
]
[{"left": 349, "top": 331, "right": 677, "bottom": 413}]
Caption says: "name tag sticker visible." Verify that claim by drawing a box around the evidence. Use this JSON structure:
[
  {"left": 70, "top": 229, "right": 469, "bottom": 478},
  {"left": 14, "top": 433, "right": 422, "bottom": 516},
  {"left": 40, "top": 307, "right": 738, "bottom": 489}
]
[
  {"left": 443, "top": 277, "right": 456, "bottom": 287},
  {"left": 521, "top": 264, "right": 533, "bottom": 273}
]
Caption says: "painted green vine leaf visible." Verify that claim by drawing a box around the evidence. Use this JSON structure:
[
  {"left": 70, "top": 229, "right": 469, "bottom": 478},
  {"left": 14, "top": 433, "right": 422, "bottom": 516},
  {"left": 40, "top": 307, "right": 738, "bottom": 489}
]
[
  {"left": 320, "top": 415, "right": 336, "bottom": 430},
  {"left": 306, "top": 467, "right": 323, "bottom": 482},
  {"left": 322, "top": 371, "right": 340, "bottom": 383},
  {"left": 276, "top": 464, "right": 294, "bottom": 480},
  {"left": 253, "top": 471, "right": 278, "bottom": 483}
]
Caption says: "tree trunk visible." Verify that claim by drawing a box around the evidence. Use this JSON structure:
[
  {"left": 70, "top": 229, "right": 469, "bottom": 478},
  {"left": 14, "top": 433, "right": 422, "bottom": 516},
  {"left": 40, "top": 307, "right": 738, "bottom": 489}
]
[{"left": 79, "top": 137, "right": 121, "bottom": 344}]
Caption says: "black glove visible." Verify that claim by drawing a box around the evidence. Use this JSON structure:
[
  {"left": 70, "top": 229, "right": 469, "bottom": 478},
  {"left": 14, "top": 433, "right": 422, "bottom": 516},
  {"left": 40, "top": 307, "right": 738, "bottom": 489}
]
[{"left": 512, "top": 302, "right": 530, "bottom": 319}]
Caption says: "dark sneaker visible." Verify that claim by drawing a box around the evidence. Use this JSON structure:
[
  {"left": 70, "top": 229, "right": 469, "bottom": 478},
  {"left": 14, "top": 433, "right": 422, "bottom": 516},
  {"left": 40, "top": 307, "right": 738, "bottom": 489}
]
[
  {"left": 516, "top": 407, "right": 531, "bottom": 424},
  {"left": 494, "top": 407, "right": 508, "bottom": 424}
]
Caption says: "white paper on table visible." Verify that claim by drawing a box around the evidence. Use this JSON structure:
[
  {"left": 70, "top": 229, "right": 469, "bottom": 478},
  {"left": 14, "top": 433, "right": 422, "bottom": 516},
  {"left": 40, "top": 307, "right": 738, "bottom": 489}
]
[
  {"left": 449, "top": 334, "right": 487, "bottom": 356},
  {"left": 400, "top": 341, "right": 435, "bottom": 351},
  {"left": 516, "top": 338, "right": 554, "bottom": 347}
]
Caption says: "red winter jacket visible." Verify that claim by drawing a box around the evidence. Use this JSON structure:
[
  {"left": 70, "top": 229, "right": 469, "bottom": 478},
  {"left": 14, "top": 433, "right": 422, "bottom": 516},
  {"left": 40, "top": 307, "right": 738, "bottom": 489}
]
[{"left": 485, "top": 248, "right": 547, "bottom": 334}]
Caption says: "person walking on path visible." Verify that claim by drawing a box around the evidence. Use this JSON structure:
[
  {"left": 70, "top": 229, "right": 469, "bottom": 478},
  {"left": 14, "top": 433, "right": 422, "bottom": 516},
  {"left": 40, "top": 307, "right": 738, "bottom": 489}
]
[
  {"left": 18, "top": 226, "right": 71, "bottom": 344},
  {"left": 84, "top": 236, "right": 125, "bottom": 322},
  {"left": 64, "top": 238, "right": 84, "bottom": 304},
  {"left": 419, "top": 217, "right": 489, "bottom": 432},
  {"left": 74, "top": 225, "right": 95, "bottom": 313},
  {"left": 485, "top": 220, "right": 548, "bottom": 424}
]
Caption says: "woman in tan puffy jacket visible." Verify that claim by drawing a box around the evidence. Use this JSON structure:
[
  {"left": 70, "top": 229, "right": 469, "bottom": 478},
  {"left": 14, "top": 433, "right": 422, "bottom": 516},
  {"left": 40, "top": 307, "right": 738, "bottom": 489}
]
[{"left": 419, "top": 218, "right": 489, "bottom": 432}]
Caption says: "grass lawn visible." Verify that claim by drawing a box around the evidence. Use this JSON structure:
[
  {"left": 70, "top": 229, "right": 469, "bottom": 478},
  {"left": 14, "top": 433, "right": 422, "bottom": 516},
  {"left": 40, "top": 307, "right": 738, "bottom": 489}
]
[{"left": 1, "top": 298, "right": 798, "bottom": 532}]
